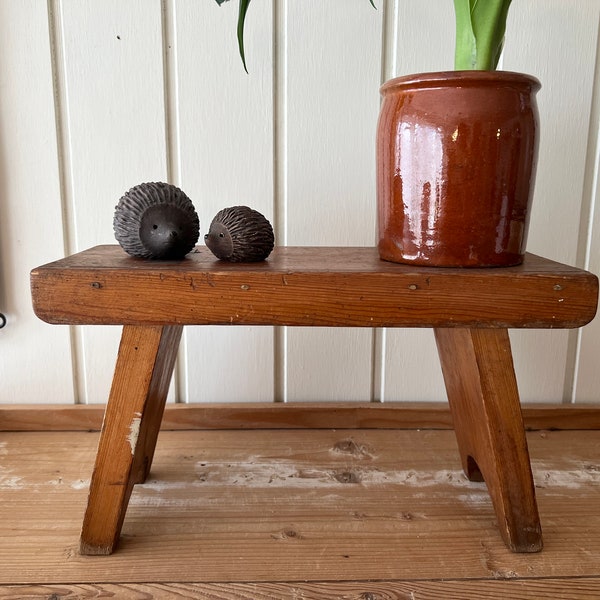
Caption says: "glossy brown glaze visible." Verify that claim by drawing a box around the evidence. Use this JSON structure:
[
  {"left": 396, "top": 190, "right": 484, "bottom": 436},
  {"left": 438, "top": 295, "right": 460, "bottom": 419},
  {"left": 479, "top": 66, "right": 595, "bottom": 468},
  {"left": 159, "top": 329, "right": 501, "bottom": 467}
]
[{"left": 377, "top": 71, "right": 541, "bottom": 267}]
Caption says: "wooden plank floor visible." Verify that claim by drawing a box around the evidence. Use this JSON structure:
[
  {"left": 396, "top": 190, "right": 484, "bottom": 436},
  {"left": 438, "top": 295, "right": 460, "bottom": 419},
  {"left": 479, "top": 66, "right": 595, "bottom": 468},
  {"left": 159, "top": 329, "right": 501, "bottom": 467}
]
[{"left": 1, "top": 428, "right": 599, "bottom": 598}]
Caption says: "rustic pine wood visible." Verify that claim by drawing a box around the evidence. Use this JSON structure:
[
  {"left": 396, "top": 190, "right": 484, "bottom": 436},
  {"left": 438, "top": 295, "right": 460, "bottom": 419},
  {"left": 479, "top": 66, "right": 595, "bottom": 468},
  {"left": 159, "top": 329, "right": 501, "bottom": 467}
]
[
  {"left": 31, "top": 245, "right": 598, "bottom": 328},
  {"left": 435, "top": 328, "right": 542, "bottom": 552},
  {"left": 3, "top": 579, "right": 600, "bottom": 599},
  {"left": 28, "top": 245, "right": 599, "bottom": 555},
  {"left": 3, "top": 402, "right": 600, "bottom": 432},
  {"left": 80, "top": 325, "right": 182, "bottom": 555},
  {"left": 1, "top": 429, "right": 599, "bottom": 597}
]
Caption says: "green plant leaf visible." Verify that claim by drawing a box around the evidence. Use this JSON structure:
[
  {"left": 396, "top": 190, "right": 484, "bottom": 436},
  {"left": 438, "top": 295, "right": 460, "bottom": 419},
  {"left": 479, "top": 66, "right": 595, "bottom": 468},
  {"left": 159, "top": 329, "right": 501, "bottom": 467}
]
[
  {"left": 237, "top": 0, "right": 251, "bottom": 73},
  {"left": 214, "top": 0, "right": 251, "bottom": 72},
  {"left": 453, "top": 0, "right": 512, "bottom": 70},
  {"left": 220, "top": 0, "right": 376, "bottom": 72}
]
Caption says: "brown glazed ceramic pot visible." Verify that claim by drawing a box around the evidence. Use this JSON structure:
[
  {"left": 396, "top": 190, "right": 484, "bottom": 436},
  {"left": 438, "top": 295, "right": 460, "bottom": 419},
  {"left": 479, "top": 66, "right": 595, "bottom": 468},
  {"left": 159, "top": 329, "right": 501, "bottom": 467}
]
[{"left": 377, "top": 71, "right": 541, "bottom": 267}]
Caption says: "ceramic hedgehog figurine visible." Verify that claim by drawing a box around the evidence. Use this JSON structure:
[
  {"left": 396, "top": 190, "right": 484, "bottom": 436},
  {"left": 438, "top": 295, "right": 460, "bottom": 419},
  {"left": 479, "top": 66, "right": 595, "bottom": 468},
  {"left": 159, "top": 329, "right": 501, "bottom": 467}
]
[
  {"left": 113, "top": 182, "right": 200, "bottom": 259},
  {"left": 204, "top": 206, "right": 274, "bottom": 262}
]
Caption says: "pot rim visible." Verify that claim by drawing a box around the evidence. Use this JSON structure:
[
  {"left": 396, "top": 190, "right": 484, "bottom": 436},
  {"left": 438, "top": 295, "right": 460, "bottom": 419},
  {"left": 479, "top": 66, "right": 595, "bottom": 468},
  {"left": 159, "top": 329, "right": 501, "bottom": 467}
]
[{"left": 380, "top": 70, "right": 541, "bottom": 95}]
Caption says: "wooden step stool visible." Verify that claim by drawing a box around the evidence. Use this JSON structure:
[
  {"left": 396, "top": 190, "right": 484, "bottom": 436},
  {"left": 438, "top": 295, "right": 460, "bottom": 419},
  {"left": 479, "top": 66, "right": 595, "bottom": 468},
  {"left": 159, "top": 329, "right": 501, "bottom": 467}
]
[{"left": 30, "top": 246, "right": 599, "bottom": 555}]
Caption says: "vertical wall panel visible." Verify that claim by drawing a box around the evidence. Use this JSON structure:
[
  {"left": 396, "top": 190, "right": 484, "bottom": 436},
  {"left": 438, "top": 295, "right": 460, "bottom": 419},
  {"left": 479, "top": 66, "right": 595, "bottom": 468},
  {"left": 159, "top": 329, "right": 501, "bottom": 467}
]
[
  {"left": 575, "top": 182, "right": 600, "bottom": 401},
  {"left": 283, "top": 0, "right": 383, "bottom": 402},
  {"left": 2, "top": 0, "right": 600, "bottom": 406},
  {"left": 0, "top": 2, "right": 74, "bottom": 403},
  {"left": 380, "top": 0, "right": 454, "bottom": 401},
  {"left": 381, "top": 331, "right": 446, "bottom": 402},
  {"left": 503, "top": 1, "right": 599, "bottom": 402},
  {"left": 393, "top": 1, "right": 455, "bottom": 75},
  {"left": 383, "top": 0, "right": 600, "bottom": 403},
  {"left": 57, "top": 0, "right": 169, "bottom": 403},
  {"left": 574, "top": 40, "right": 600, "bottom": 403},
  {"left": 172, "top": 0, "right": 275, "bottom": 402}
]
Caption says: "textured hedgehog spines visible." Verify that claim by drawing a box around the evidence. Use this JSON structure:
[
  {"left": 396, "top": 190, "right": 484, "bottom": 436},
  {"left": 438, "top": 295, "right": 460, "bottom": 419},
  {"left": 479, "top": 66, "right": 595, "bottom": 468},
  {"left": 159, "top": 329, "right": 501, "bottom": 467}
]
[
  {"left": 113, "top": 182, "right": 200, "bottom": 259},
  {"left": 204, "top": 205, "right": 274, "bottom": 262}
]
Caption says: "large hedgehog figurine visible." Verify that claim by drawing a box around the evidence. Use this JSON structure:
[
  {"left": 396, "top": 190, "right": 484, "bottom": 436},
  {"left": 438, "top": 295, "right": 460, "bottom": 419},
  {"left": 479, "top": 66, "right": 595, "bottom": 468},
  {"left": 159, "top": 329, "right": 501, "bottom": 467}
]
[
  {"left": 113, "top": 182, "right": 200, "bottom": 259},
  {"left": 204, "top": 206, "right": 274, "bottom": 262}
]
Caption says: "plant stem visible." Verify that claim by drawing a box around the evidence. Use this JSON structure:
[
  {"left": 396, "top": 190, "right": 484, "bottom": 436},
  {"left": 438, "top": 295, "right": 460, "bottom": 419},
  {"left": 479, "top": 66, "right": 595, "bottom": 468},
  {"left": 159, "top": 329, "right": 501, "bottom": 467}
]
[{"left": 453, "top": 0, "right": 513, "bottom": 70}]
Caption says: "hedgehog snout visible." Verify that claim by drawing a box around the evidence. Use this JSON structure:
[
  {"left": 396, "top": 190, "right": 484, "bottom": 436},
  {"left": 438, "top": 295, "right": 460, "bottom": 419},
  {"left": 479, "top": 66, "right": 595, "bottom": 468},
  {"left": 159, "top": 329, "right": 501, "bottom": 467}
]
[
  {"left": 204, "top": 205, "right": 274, "bottom": 262},
  {"left": 113, "top": 181, "right": 199, "bottom": 260}
]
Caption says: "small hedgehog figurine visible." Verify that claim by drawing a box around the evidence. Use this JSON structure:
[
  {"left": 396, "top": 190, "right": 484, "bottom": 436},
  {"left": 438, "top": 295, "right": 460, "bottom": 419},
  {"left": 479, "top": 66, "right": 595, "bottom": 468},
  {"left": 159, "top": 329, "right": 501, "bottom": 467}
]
[
  {"left": 113, "top": 182, "right": 200, "bottom": 259},
  {"left": 204, "top": 206, "right": 274, "bottom": 262}
]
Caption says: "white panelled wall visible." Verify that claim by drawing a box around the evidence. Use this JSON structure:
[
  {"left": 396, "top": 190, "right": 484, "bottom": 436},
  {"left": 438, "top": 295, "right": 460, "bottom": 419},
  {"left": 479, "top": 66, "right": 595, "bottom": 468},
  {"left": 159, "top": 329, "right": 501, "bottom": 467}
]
[{"left": 1, "top": 0, "right": 599, "bottom": 405}]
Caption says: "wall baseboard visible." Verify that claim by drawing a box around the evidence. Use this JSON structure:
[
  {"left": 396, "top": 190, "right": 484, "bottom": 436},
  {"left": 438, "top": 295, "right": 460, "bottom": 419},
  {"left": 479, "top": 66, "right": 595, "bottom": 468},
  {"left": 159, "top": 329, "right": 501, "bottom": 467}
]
[{"left": 1, "top": 402, "right": 600, "bottom": 432}]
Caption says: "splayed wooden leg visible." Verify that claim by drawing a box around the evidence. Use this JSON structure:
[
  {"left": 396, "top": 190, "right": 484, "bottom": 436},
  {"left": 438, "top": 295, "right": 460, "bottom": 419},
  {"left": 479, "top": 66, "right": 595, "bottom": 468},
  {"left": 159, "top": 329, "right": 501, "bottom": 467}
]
[
  {"left": 79, "top": 325, "right": 182, "bottom": 555},
  {"left": 434, "top": 327, "right": 542, "bottom": 553}
]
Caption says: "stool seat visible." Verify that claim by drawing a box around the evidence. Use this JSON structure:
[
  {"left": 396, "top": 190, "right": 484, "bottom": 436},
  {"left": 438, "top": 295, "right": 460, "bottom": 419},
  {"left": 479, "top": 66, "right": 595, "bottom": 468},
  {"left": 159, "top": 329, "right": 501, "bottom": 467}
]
[{"left": 30, "top": 246, "right": 599, "bottom": 555}]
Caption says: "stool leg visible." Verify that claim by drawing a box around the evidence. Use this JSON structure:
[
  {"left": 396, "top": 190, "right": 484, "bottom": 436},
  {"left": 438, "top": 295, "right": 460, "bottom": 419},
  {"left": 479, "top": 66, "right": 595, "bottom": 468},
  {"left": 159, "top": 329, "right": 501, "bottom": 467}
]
[
  {"left": 79, "top": 324, "right": 183, "bottom": 555},
  {"left": 434, "top": 327, "right": 542, "bottom": 553}
]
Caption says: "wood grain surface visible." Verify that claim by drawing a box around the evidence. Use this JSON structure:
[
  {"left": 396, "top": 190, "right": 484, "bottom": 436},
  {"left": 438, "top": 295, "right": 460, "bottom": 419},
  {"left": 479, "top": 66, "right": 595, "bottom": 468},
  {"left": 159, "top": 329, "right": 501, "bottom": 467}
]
[
  {"left": 79, "top": 325, "right": 182, "bottom": 555},
  {"left": 2, "top": 579, "right": 600, "bottom": 599},
  {"left": 2, "top": 402, "right": 600, "bottom": 432},
  {"left": 435, "top": 328, "right": 541, "bottom": 552},
  {"left": 30, "top": 246, "right": 598, "bottom": 328},
  {"left": 0, "top": 428, "right": 599, "bottom": 594}
]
